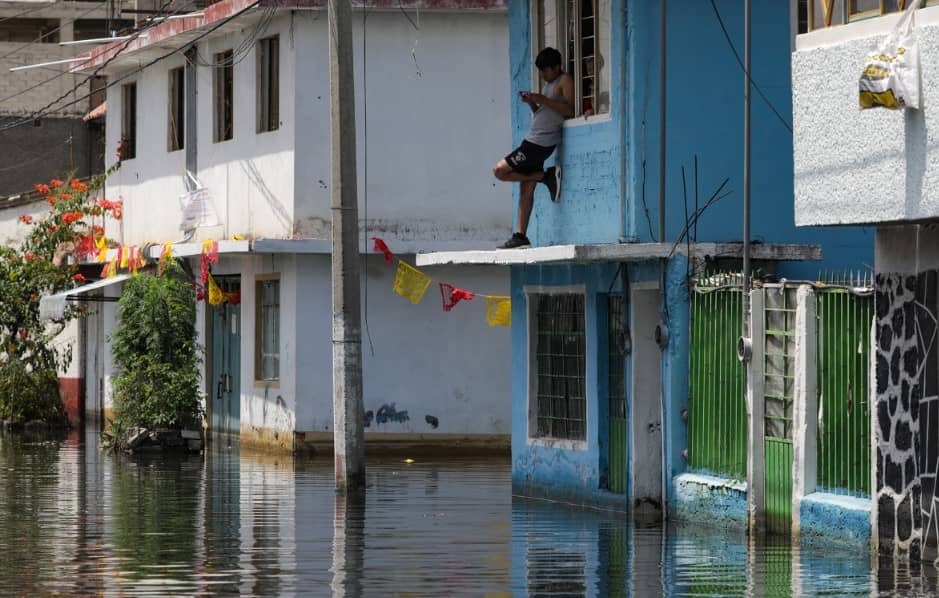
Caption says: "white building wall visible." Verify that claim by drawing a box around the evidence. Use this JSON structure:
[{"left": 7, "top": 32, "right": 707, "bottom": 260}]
[
  {"left": 793, "top": 7, "right": 939, "bottom": 227},
  {"left": 105, "top": 9, "right": 510, "bottom": 247},
  {"left": 293, "top": 11, "right": 512, "bottom": 244},
  {"left": 293, "top": 254, "right": 511, "bottom": 436}
]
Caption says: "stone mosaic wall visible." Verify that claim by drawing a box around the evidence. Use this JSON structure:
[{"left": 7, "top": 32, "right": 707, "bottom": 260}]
[{"left": 875, "top": 272, "right": 939, "bottom": 561}]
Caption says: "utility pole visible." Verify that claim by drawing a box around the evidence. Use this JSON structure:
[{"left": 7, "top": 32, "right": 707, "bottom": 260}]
[
  {"left": 329, "top": 0, "right": 365, "bottom": 491},
  {"left": 742, "top": 0, "right": 752, "bottom": 337}
]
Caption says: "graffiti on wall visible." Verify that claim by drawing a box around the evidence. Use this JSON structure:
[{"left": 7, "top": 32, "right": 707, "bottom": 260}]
[{"left": 364, "top": 403, "right": 410, "bottom": 428}]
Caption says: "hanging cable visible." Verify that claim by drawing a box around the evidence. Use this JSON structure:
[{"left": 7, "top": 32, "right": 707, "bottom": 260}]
[
  {"left": 0, "top": 0, "right": 258, "bottom": 133},
  {"left": 708, "top": 0, "right": 792, "bottom": 134}
]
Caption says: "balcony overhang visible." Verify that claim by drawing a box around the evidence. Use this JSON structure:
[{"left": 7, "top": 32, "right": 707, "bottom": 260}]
[{"left": 414, "top": 242, "right": 822, "bottom": 267}]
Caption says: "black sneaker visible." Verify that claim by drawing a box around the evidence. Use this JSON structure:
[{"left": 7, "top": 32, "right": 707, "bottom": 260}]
[
  {"left": 542, "top": 166, "right": 561, "bottom": 202},
  {"left": 498, "top": 233, "right": 531, "bottom": 249}
]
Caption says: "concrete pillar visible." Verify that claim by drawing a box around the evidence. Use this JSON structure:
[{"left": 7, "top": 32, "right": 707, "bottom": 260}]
[
  {"left": 791, "top": 285, "right": 817, "bottom": 539},
  {"left": 59, "top": 19, "right": 74, "bottom": 43},
  {"left": 746, "top": 288, "right": 765, "bottom": 533}
]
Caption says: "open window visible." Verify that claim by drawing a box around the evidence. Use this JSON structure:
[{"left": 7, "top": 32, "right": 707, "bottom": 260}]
[{"left": 533, "top": 0, "right": 610, "bottom": 118}]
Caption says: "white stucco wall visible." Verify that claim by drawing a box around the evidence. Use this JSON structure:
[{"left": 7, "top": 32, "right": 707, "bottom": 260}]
[
  {"left": 104, "top": 9, "right": 510, "bottom": 247},
  {"left": 793, "top": 7, "right": 939, "bottom": 226},
  {"left": 0, "top": 200, "right": 47, "bottom": 247},
  {"left": 292, "top": 254, "right": 511, "bottom": 436}
]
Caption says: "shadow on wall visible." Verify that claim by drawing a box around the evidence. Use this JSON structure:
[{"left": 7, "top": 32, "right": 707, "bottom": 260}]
[{"left": 239, "top": 158, "right": 291, "bottom": 230}]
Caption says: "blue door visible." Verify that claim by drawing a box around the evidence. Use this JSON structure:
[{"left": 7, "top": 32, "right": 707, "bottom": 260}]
[{"left": 210, "top": 277, "right": 241, "bottom": 436}]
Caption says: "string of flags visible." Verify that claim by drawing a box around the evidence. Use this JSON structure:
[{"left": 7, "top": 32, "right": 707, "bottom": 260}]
[
  {"left": 90, "top": 236, "right": 240, "bottom": 306},
  {"left": 372, "top": 237, "right": 511, "bottom": 327}
]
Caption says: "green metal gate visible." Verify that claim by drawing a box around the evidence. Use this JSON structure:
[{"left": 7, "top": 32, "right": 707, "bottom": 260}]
[
  {"left": 608, "top": 296, "right": 628, "bottom": 494},
  {"left": 688, "top": 276, "right": 747, "bottom": 478},
  {"left": 816, "top": 284, "right": 873, "bottom": 495},
  {"left": 764, "top": 286, "right": 797, "bottom": 535}
]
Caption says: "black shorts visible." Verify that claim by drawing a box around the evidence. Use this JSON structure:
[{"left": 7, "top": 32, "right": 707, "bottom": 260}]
[{"left": 504, "top": 140, "right": 556, "bottom": 175}]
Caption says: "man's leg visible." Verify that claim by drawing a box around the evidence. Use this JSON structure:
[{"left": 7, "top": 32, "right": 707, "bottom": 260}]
[
  {"left": 517, "top": 181, "right": 536, "bottom": 235},
  {"left": 493, "top": 160, "right": 543, "bottom": 184}
]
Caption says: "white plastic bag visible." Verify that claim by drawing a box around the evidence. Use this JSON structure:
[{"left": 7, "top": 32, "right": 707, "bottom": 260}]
[
  {"left": 859, "top": 0, "right": 921, "bottom": 110},
  {"left": 179, "top": 172, "right": 221, "bottom": 231}
]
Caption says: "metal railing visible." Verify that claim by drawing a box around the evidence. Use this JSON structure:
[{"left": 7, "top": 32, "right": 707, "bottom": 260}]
[
  {"left": 816, "top": 272, "right": 873, "bottom": 495},
  {"left": 688, "top": 272, "right": 747, "bottom": 479}
]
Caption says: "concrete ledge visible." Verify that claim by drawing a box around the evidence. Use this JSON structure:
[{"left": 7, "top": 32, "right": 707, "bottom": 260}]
[
  {"left": 415, "top": 242, "right": 821, "bottom": 267},
  {"left": 671, "top": 473, "right": 748, "bottom": 527},
  {"left": 799, "top": 492, "right": 871, "bottom": 548}
]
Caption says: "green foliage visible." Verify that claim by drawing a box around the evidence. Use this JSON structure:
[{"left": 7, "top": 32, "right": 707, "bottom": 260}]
[
  {"left": 110, "top": 261, "right": 203, "bottom": 432},
  {"left": 0, "top": 165, "right": 121, "bottom": 424}
]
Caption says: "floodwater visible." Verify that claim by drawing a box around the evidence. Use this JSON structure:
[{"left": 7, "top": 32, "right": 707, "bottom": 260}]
[{"left": 0, "top": 428, "right": 932, "bottom": 597}]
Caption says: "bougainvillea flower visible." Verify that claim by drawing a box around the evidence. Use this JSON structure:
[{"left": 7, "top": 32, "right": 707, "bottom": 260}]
[
  {"left": 92, "top": 225, "right": 104, "bottom": 235},
  {"left": 69, "top": 179, "right": 88, "bottom": 193},
  {"left": 45, "top": 196, "right": 57, "bottom": 206},
  {"left": 59, "top": 193, "right": 73, "bottom": 201},
  {"left": 50, "top": 179, "right": 63, "bottom": 188},
  {"left": 18, "top": 214, "right": 32, "bottom": 224},
  {"left": 33, "top": 183, "right": 50, "bottom": 195},
  {"left": 18, "top": 329, "right": 27, "bottom": 340},
  {"left": 72, "top": 273, "right": 86, "bottom": 283},
  {"left": 23, "top": 252, "right": 36, "bottom": 262}
]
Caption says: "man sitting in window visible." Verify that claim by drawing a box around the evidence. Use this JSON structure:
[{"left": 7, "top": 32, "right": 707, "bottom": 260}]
[{"left": 492, "top": 47, "right": 574, "bottom": 249}]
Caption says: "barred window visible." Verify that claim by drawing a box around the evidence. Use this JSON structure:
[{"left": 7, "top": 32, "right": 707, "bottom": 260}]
[
  {"left": 532, "top": 293, "right": 586, "bottom": 441},
  {"left": 255, "top": 278, "right": 280, "bottom": 382},
  {"left": 534, "top": 0, "right": 610, "bottom": 117}
]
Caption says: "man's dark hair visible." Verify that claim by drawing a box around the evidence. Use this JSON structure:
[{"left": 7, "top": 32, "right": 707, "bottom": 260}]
[{"left": 535, "top": 47, "right": 562, "bottom": 70}]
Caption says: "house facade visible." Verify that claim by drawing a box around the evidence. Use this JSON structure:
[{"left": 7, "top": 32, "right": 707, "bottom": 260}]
[
  {"left": 417, "top": 0, "right": 874, "bottom": 543},
  {"left": 64, "top": 0, "right": 514, "bottom": 453},
  {"left": 792, "top": 0, "right": 939, "bottom": 562}
]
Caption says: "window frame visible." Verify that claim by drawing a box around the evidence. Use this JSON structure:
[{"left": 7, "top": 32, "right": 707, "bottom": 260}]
[
  {"left": 167, "top": 66, "right": 185, "bottom": 152},
  {"left": 531, "top": 0, "right": 611, "bottom": 122},
  {"left": 525, "top": 285, "right": 589, "bottom": 450},
  {"left": 213, "top": 49, "right": 234, "bottom": 143},
  {"left": 120, "top": 82, "right": 136, "bottom": 160},
  {"left": 254, "top": 274, "right": 281, "bottom": 386},
  {"left": 256, "top": 36, "right": 280, "bottom": 134},
  {"left": 804, "top": 0, "right": 932, "bottom": 31}
]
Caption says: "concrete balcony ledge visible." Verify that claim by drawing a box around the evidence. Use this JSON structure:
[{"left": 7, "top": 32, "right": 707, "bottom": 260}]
[
  {"left": 415, "top": 242, "right": 821, "bottom": 267},
  {"left": 671, "top": 473, "right": 748, "bottom": 527},
  {"left": 798, "top": 492, "right": 872, "bottom": 548}
]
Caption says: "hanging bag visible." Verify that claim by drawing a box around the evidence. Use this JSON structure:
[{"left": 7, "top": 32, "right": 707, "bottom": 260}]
[{"left": 859, "top": 0, "right": 921, "bottom": 110}]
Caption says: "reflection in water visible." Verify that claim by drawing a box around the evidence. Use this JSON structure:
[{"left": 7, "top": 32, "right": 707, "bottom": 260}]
[{"left": 0, "top": 427, "right": 911, "bottom": 596}]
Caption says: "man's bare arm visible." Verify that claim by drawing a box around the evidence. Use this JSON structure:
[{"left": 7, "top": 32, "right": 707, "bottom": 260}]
[{"left": 527, "top": 75, "right": 575, "bottom": 118}]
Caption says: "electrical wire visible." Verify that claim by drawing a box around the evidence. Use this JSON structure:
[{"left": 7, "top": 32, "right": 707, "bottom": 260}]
[
  {"left": 0, "top": 0, "right": 240, "bottom": 133},
  {"left": 708, "top": 0, "right": 793, "bottom": 134},
  {"left": 0, "top": 0, "right": 124, "bottom": 64},
  {"left": 188, "top": 5, "right": 276, "bottom": 68},
  {"left": 0, "top": 0, "right": 177, "bottom": 117}
]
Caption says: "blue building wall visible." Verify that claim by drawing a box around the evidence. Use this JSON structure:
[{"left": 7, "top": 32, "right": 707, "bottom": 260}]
[
  {"left": 506, "top": 0, "right": 874, "bottom": 529},
  {"left": 508, "top": 0, "right": 873, "bottom": 276}
]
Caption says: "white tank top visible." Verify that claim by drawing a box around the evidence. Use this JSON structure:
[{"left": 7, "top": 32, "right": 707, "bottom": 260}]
[{"left": 525, "top": 77, "right": 566, "bottom": 147}]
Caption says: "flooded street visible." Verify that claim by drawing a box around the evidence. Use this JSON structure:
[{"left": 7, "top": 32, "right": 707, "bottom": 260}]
[{"left": 0, "top": 426, "right": 928, "bottom": 596}]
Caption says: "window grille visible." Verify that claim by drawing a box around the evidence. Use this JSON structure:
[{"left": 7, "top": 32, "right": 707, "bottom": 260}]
[
  {"left": 256, "top": 279, "right": 280, "bottom": 382},
  {"left": 533, "top": 293, "right": 586, "bottom": 441},
  {"left": 804, "top": 0, "right": 932, "bottom": 32},
  {"left": 534, "top": 0, "right": 609, "bottom": 117}
]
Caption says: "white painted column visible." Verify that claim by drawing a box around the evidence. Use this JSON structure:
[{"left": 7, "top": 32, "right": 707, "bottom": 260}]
[
  {"left": 791, "top": 285, "right": 817, "bottom": 539},
  {"left": 747, "top": 288, "right": 765, "bottom": 533}
]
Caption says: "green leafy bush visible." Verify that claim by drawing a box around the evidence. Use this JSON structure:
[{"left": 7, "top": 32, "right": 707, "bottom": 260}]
[{"left": 110, "top": 262, "right": 203, "bottom": 432}]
